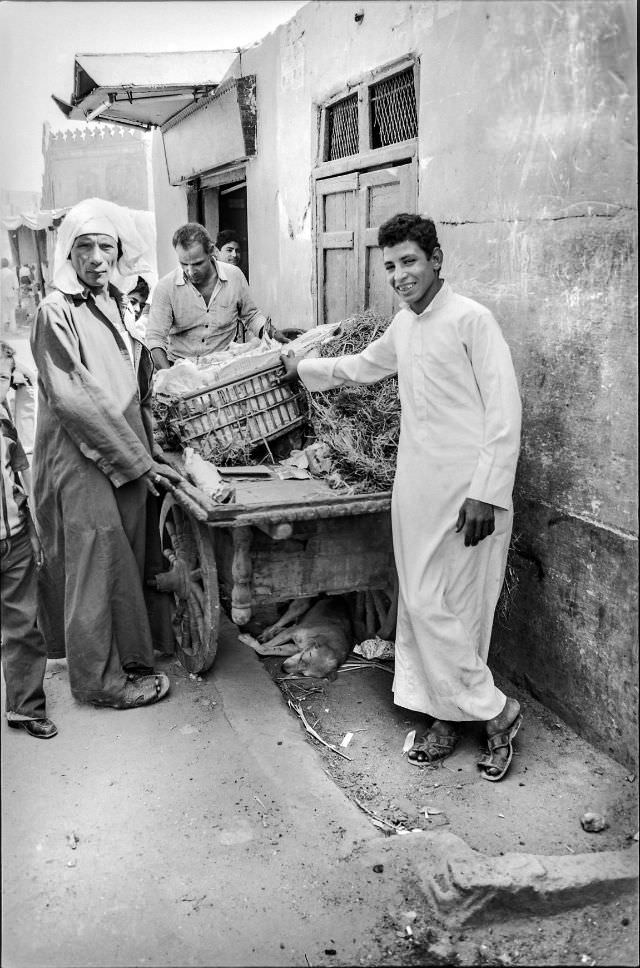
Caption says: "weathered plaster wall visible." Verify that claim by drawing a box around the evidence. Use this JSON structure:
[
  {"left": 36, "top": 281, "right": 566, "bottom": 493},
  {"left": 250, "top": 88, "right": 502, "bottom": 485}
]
[
  {"left": 151, "top": 129, "right": 188, "bottom": 277},
  {"left": 229, "top": 0, "right": 638, "bottom": 764}
]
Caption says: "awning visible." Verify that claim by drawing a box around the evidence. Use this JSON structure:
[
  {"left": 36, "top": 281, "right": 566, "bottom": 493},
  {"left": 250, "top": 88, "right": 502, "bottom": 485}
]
[
  {"left": 52, "top": 50, "right": 238, "bottom": 128},
  {"left": 161, "top": 75, "right": 257, "bottom": 185},
  {"left": 1, "top": 208, "right": 69, "bottom": 232}
]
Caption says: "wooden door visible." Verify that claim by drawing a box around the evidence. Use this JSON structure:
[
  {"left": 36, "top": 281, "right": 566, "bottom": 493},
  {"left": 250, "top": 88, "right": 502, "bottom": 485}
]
[
  {"left": 315, "top": 163, "right": 416, "bottom": 324},
  {"left": 315, "top": 173, "right": 359, "bottom": 325},
  {"left": 359, "top": 164, "right": 416, "bottom": 317}
]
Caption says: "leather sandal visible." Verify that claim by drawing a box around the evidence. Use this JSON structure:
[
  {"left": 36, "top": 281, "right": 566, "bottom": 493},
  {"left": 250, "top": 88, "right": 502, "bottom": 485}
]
[
  {"left": 478, "top": 713, "right": 523, "bottom": 782},
  {"left": 408, "top": 728, "right": 459, "bottom": 766}
]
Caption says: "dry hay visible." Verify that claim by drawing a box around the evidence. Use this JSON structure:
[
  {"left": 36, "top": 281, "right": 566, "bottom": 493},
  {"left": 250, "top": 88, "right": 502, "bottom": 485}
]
[{"left": 307, "top": 310, "right": 399, "bottom": 494}]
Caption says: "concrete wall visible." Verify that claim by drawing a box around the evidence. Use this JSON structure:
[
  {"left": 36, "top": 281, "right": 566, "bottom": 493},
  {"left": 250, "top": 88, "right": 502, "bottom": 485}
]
[{"left": 167, "top": 0, "right": 638, "bottom": 764}]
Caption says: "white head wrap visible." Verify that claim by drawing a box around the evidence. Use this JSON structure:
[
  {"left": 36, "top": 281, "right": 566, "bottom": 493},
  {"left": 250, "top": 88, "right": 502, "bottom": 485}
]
[{"left": 53, "top": 197, "right": 153, "bottom": 295}]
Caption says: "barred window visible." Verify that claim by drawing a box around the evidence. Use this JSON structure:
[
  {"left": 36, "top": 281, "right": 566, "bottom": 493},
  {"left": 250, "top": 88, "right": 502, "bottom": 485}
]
[
  {"left": 326, "top": 94, "right": 359, "bottom": 160},
  {"left": 369, "top": 68, "right": 417, "bottom": 149}
]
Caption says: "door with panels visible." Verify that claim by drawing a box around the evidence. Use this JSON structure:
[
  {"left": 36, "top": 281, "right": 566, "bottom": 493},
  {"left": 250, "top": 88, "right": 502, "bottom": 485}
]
[{"left": 315, "top": 162, "right": 416, "bottom": 325}]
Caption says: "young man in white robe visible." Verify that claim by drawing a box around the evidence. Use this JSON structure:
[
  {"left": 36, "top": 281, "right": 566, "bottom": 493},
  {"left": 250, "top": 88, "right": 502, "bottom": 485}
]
[{"left": 280, "top": 212, "right": 523, "bottom": 782}]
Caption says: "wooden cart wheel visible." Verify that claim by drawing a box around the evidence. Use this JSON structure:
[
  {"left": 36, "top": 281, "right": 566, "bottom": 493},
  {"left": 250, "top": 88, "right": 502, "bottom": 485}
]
[{"left": 154, "top": 501, "right": 220, "bottom": 674}]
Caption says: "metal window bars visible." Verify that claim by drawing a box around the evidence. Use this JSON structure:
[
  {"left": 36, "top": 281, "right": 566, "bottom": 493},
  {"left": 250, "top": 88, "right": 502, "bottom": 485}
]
[
  {"left": 370, "top": 68, "right": 417, "bottom": 148},
  {"left": 327, "top": 94, "right": 359, "bottom": 160}
]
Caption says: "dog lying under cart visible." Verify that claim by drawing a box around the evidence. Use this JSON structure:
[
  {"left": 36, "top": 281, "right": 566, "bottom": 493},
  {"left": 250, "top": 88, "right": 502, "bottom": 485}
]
[{"left": 239, "top": 585, "right": 397, "bottom": 679}]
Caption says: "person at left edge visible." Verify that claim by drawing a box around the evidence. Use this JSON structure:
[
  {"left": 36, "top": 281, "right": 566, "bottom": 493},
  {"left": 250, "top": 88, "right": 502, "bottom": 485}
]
[
  {"left": 146, "top": 222, "right": 288, "bottom": 371},
  {"left": 1, "top": 341, "right": 57, "bottom": 738},
  {"left": 30, "top": 197, "right": 183, "bottom": 709}
]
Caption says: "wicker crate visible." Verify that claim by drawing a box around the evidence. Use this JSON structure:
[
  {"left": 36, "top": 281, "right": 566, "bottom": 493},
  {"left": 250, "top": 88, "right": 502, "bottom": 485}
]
[{"left": 166, "top": 356, "right": 306, "bottom": 461}]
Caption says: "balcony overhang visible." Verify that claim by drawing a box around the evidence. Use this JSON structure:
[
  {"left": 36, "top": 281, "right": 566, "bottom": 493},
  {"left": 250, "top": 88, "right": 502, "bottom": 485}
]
[{"left": 51, "top": 50, "right": 238, "bottom": 129}]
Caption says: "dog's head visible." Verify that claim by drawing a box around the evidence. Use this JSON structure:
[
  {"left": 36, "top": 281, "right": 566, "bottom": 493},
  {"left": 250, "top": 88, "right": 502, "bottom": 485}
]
[{"left": 282, "top": 643, "right": 340, "bottom": 680}]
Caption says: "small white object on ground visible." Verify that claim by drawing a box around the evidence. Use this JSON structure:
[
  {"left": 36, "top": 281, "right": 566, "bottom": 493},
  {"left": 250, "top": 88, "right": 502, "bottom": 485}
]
[
  {"left": 403, "top": 729, "right": 416, "bottom": 754},
  {"left": 354, "top": 637, "right": 395, "bottom": 660},
  {"left": 580, "top": 811, "right": 608, "bottom": 832}
]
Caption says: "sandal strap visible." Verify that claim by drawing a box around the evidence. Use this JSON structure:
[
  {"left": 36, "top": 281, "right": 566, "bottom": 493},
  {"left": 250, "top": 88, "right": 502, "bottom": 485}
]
[
  {"left": 487, "top": 729, "right": 511, "bottom": 752},
  {"left": 411, "top": 731, "right": 458, "bottom": 756}
]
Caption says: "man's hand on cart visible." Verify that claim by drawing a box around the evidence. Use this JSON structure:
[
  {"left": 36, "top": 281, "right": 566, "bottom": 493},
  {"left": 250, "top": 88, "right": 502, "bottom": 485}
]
[
  {"left": 264, "top": 318, "right": 294, "bottom": 344},
  {"left": 141, "top": 460, "right": 185, "bottom": 497}
]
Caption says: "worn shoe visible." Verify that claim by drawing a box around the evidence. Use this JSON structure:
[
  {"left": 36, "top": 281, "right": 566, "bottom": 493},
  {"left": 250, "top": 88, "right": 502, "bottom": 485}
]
[
  {"left": 8, "top": 718, "right": 58, "bottom": 739},
  {"left": 118, "top": 672, "right": 171, "bottom": 708},
  {"left": 408, "top": 721, "right": 460, "bottom": 766}
]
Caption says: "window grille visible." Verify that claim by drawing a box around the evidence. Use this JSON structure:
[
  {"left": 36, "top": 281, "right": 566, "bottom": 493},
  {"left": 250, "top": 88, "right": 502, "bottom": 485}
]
[
  {"left": 326, "top": 94, "right": 359, "bottom": 160},
  {"left": 370, "top": 68, "right": 417, "bottom": 148}
]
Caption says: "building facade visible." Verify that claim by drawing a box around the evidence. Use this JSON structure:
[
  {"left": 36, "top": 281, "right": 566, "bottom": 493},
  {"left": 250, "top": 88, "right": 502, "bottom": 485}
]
[
  {"left": 41, "top": 121, "right": 153, "bottom": 211},
  {"left": 151, "top": 0, "right": 637, "bottom": 765}
]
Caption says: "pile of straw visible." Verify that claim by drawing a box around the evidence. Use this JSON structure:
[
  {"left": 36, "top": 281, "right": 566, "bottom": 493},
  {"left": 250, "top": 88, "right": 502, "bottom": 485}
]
[{"left": 306, "top": 310, "right": 399, "bottom": 493}]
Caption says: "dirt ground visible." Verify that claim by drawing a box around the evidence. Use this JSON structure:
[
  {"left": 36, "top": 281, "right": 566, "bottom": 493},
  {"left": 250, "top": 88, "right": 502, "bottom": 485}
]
[
  {"left": 247, "top": 604, "right": 639, "bottom": 967},
  {"left": 2, "top": 610, "right": 638, "bottom": 968}
]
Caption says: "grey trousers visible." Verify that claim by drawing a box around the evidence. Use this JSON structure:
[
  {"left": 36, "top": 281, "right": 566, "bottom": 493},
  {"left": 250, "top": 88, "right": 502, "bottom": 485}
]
[{"left": 1, "top": 527, "right": 48, "bottom": 720}]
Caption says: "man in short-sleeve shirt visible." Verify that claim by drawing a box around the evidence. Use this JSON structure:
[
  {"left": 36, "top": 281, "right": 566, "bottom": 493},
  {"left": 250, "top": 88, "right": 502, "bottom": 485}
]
[{"left": 146, "top": 223, "right": 284, "bottom": 369}]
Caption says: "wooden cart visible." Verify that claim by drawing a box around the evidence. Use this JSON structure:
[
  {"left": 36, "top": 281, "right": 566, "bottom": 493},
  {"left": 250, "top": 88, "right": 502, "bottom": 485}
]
[{"left": 154, "top": 471, "right": 395, "bottom": 674}]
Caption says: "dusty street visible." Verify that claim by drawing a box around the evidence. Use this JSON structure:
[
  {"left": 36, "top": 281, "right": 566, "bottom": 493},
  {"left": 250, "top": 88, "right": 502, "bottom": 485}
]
[{"left": 2, "top": 609, "right": 638, "bottom": 968}]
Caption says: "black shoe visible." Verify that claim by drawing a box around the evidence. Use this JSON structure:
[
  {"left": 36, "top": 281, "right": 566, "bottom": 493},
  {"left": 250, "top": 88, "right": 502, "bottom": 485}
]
[{"left": 8, "top": 718, "right": 58, "bottom": 739}]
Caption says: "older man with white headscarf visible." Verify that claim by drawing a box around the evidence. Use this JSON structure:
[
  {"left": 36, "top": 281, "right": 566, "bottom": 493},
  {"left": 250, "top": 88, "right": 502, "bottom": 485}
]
[{"left": 30, "top": 198, "right": 181, "bottom": 709}]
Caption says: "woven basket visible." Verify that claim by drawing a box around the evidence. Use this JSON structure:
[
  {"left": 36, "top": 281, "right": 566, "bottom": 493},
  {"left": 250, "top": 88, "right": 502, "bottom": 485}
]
[{"left": 166, "top": 356, "right": 306, "bottom": 460}]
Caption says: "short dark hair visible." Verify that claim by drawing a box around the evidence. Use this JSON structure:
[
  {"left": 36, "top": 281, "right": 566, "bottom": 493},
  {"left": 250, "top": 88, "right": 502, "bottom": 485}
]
[
  {"left": 216, "top": 229, "right": 241, "bottom": 249},
  {"left": 378, "top": 213, "right": 440, "bottom": 259},
  {"left": 172, "top": 223, "right": 214, "bottom": 252},
  {"left": 129, "top": 276, "right": 150, "bottom": 303}
]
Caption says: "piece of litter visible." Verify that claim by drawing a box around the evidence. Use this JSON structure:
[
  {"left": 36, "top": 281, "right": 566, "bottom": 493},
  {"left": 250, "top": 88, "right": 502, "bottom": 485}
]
[
  {"left": 402, "top": 729, "right": 416, "bottom": 755},
  {"left": 433, "top": 783, "right": 441, "bottom": 788},
  {"left": 405, "top": 925, "right": 413, "bottom": 937},
  {"left": 498, "top": 813, "right": 505, "bottom": 819},
  {"left": 626, "top": 774, "right": 636, "bottom": 782},
  {"left": 371, "top": 818, "right": 391, "bottom": 831},
  {"left": 566, "top": 845, "right": 575, "bottom": 853},
  {"left": 66, "top": 859, "right": 77, "bottom": 868},
  {"left": 581, "top": 811, "right": 608, "bottom": 833},
  {"left": 353, "top": 637, "right": 395, "bottom": 661},
  {"left": 428, "top": 808, "right": 443, "bottom": 816},
  {"left": 66, "top": 832, "right": 79, "bottom": 850},
  {"left": 340, "top": 732, "right": 354, "bottom": 748},
  {"left": 632, "top": 831, "right": 639, "bottom": 842}
]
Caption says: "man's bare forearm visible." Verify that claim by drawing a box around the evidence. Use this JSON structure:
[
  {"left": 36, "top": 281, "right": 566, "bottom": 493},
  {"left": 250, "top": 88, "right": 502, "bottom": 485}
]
[{"left": 151, "top": 347, "right": 171, "bottom": 370}]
